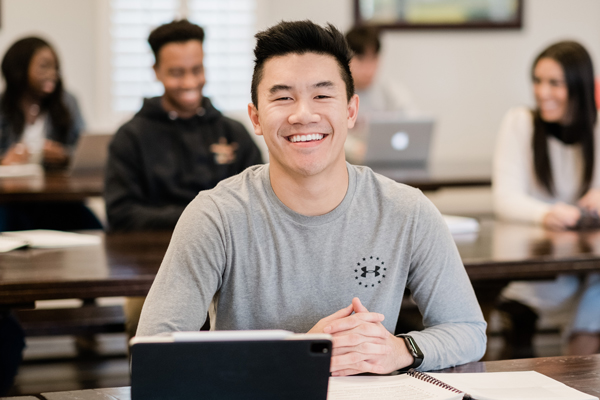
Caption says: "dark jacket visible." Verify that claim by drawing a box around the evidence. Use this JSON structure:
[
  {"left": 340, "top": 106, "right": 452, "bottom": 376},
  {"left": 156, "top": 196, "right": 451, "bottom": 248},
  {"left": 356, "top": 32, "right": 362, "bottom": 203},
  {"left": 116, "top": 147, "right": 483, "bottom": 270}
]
[
  {"left": 0, "top": 91, "right": 84, "bottom": 157},
  {"left": 104, "top": 96, "right": 263, "bottom": 231}
]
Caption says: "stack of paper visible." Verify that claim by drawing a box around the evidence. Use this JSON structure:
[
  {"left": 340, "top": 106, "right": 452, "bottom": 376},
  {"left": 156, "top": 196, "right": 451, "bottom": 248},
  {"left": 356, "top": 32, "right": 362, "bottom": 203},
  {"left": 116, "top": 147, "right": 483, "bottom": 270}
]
[
  {"left": 0, "top": 164, "right": 44, "bottom": 178},
  {"left": 443, "top": 215, "right": 480, "bottom": 235},
  {"left": 0, "top": 230, "right": 101, "bottom": 252}
]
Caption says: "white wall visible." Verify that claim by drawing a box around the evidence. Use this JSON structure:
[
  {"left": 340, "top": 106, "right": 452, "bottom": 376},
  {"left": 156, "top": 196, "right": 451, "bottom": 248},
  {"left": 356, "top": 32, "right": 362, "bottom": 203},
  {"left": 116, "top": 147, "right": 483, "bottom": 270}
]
[
  {"left": 0, "top": 0, "right": 96, "bottom": 130},
  {"left": 1, "top": 0, "right": 599, "bottom": 170}
]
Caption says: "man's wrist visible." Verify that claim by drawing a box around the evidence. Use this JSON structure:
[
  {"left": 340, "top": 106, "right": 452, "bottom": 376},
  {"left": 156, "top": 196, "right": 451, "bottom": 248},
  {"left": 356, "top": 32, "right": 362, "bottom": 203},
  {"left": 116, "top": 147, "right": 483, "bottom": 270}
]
[{"left": 395, "top": 334, "right": 424, "bottom": 371}]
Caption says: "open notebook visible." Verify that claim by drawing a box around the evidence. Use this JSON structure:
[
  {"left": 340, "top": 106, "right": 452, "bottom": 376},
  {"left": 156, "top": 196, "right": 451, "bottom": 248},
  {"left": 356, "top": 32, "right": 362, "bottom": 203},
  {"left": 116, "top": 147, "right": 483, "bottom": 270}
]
[{"left": 328, "top": 369, "right": 597, "bottom": 400}]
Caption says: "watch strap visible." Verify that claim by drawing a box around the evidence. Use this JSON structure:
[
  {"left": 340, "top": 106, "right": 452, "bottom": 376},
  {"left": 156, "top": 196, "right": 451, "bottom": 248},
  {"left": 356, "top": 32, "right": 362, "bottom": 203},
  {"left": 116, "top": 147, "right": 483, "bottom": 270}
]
[{"left": 396, "top": 334, "right": 424, "bottom": 371}]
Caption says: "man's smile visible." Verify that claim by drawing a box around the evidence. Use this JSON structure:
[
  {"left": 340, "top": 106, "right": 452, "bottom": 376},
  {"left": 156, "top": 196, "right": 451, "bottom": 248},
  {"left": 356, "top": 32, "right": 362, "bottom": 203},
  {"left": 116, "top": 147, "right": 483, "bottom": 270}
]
[{"left": 286, "top": 133, "right": 327, "bottom": 143}]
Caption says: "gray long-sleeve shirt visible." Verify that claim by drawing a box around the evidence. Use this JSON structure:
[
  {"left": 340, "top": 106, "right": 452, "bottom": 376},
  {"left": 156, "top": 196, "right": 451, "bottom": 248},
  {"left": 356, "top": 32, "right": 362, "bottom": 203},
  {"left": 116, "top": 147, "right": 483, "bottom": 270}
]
[{"left": 137, "top": 163, "right": 487, "bottom": 371}]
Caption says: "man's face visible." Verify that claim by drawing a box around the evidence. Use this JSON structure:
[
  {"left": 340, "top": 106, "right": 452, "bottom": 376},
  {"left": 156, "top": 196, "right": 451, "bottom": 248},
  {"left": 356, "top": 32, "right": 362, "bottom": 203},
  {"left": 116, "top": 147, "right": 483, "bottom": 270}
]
[
  {"left": 154, "top": 40, "right": 205, "bottom": 115},
  {"left": 248, "top": 52, "right": 358, "bottom": 178},
  {"left": 349, "top": 48, "right": 379, "bottom": 91}
]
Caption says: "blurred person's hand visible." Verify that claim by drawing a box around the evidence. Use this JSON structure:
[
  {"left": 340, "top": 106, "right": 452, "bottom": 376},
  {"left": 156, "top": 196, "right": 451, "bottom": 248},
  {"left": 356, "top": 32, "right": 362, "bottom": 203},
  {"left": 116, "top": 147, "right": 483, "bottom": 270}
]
[
  {"left": 543, "top": 202, "right": 581, "bottom": 230},
  {"left": 1, "top": 143, "right": 29, "bottom": 165}
]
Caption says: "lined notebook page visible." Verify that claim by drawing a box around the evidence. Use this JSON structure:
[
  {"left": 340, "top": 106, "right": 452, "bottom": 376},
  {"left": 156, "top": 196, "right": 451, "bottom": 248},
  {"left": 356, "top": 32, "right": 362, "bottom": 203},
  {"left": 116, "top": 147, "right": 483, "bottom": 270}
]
[
  {"left": 428, "top": 371, "right": 597, "bottom": 400},
  {"left": 328, "top": 375, "right": 462, "bottom": 400}
]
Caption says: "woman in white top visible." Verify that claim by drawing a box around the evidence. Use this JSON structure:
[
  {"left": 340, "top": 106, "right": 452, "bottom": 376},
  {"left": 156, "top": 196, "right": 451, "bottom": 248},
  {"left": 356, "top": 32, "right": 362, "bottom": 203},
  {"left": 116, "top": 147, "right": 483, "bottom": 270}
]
[
  {"left": 494, "top": 41, "right": 600, "bottom": 355},
  {"left": 0, "top": 37, "right": 100, "bottom": 231},
  {"left": 0, "top": 36, "right": 83, "bottom": 166}
]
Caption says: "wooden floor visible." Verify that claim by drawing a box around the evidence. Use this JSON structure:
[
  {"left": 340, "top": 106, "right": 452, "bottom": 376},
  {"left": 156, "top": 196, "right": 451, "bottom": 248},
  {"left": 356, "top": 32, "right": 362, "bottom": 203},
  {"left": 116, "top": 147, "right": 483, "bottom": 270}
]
[{"left": 6, "top": 330, "right": 564, "bottom": 397}]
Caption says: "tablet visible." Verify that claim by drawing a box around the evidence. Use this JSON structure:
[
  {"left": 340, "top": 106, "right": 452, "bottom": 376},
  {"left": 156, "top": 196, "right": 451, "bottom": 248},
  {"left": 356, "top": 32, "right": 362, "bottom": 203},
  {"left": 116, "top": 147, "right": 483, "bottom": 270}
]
[{"left": 130, "top": 330, "right": 332, "bottom": 400}]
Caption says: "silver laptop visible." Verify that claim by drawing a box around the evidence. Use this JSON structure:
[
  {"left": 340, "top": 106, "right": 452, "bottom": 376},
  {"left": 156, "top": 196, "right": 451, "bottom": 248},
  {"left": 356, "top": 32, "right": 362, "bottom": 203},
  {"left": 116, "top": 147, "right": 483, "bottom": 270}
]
[
  {"left": 68, "top": 132, "right": 113, "bottom": 175},
  {"left": 362, "top": 117, "right": 435, "bottom": 169}
]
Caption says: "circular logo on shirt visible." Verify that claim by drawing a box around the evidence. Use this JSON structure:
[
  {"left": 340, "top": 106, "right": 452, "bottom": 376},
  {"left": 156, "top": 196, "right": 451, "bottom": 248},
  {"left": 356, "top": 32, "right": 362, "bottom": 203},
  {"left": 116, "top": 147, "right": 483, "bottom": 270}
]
[{"left": 354, "top": 256, "right": 386, "bottom": 288}]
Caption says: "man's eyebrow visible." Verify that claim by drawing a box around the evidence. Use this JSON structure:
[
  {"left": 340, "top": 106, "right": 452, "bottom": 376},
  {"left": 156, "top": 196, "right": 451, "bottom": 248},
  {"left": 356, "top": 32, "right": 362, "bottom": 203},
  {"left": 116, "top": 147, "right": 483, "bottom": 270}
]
[
  {"left": 269, "top": 84, "right": 292, "bottom": 94},
  {"left": 314, "top": 81, "right": 335, "bottom": 88}
]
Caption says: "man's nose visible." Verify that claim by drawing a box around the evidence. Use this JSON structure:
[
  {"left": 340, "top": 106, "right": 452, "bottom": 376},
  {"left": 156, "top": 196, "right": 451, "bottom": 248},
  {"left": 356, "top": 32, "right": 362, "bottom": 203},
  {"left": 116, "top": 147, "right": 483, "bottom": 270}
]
[
  {"left": 182, "top": 72, "right": 201, "bottom": 89},
  {"left": 288, "top": 99, "right": 320, "bottom": 125}
]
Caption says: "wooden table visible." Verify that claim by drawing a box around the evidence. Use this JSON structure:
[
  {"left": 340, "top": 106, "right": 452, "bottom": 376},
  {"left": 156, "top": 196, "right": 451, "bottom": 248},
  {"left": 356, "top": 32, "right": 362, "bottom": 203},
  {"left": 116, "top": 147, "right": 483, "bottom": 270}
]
[
  {"left": 17, "top": 354, "right": 597, "bottom": 399},
  {"left": 0, "top": 231, "right": 171, "bottom": 309},
  {"left": 374, "top": 161, "right": 491, "bottom": 191},
  {"left": 0, "top": 162, "right": 488, "bottom": 204},
  {"left": 2, "top": 219, "right": 600, "bottom": 309},
  {"left": 0, "top": 171, "right": 103, "bottom": 203}
]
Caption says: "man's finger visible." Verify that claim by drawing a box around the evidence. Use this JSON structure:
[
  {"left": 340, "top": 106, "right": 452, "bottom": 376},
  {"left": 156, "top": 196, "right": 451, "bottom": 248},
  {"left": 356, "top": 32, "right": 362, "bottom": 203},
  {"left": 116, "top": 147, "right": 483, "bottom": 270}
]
[
  {"left": 331, "top": 341, "right": 391, "bottom": 357},
  {"left": 321, "top": 303, "right": 354, "bottom": 323},
  {"left": 324, "top": 312, "right": 384, "bottom": 333},
  {"left": 352, "top": 297, "right": 369, "bottom": 313},
  {"left": 332, "top": 332, "right": 389, "bottom": 350}
]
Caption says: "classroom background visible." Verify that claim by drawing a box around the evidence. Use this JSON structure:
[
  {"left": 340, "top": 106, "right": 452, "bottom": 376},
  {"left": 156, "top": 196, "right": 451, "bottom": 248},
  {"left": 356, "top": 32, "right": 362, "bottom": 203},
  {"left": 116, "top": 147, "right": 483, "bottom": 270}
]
[{"left": 2, "top": 0, "right": 600, "bottom": 396}]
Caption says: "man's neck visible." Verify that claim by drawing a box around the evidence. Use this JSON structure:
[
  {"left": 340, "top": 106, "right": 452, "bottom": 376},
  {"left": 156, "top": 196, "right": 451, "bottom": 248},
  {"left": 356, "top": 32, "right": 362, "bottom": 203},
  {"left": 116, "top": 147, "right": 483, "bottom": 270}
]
[
  {"left": 161, "top": 96, "right": 202, "bottom": 119},
  {"left": 269, "top": 161, "right": 349, "bottom": 216}
]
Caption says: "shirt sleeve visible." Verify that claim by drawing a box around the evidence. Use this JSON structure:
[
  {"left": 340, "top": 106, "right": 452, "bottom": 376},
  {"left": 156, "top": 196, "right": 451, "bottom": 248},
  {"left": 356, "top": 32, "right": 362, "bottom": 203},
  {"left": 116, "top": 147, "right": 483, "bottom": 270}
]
[
  {"left": 104, "top": 127, "right": 185, "bottom": 231},
  {"left": 136, "top": 194, "right": 225, "bottom": 336},
  {"left": 492, "top": 107, "right": 552, "bottom": 225},
  {"left": 406, "top": 194, "right": 487, "bottom": 371}
]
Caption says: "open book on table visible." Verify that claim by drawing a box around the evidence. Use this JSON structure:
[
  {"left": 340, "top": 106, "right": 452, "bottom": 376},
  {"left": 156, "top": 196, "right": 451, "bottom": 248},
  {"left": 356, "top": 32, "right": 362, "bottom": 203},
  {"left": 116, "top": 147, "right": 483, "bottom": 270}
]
[{"left": 327, "top": 369, "right": 597, "bottom": 400}]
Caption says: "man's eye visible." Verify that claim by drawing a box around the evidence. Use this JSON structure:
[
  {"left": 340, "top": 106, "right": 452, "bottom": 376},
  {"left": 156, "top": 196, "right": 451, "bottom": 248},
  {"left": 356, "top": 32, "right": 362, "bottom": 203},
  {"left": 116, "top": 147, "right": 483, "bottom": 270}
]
[
  {"left": 315, "top": 95, "right": 331, "bottom": 99},
  {"left": 276, "top": 97, "right": 292, "bottom": 101}
]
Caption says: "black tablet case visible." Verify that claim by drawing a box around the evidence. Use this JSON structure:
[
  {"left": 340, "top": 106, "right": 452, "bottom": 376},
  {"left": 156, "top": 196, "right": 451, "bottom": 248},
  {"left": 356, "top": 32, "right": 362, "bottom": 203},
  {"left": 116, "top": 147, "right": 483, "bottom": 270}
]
[{"left": 130, "top": 339, "right": 332, "bottom": 400}]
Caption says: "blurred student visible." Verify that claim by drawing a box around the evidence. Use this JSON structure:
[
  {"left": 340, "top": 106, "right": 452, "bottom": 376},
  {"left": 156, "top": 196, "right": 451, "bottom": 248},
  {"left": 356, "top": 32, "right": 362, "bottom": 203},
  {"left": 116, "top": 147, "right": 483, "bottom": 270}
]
[
  {"left": 493, "top": 40, "right": 600, "bottom": 356},
  {"left": 0, "top": 37, "right": 101, "bottom": 231},
  {"left": 105, "top": 20, "right": 262, "bottom": 232},
  {"left": 345, "top": 26, "right": 417, "bottom": 114},
  {"left": 0, "top": 35, "right": 101, "bottom": 396},
  {"left": 104, "top": 20, "right": 262, "bottom": 337},
  {"left": 344, "top": 26, "right": 418, "bottom": 162}
]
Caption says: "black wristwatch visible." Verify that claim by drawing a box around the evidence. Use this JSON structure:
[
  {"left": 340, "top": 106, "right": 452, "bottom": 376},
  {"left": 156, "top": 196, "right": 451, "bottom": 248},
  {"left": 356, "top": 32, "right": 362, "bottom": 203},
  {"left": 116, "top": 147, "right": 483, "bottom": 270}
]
[{"left": 396, "top": 334, "right": 424, "bottom": 371}]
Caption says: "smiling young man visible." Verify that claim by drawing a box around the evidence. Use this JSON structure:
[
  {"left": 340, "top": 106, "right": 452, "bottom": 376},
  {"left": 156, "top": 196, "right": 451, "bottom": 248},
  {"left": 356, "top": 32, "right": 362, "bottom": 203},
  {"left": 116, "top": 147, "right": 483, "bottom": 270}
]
[
  {"left": 105, "top": 20, "right": 262, "bottom": 232},
  {"left": 137, "top": 21, "right": 486, "bottom": 375}
]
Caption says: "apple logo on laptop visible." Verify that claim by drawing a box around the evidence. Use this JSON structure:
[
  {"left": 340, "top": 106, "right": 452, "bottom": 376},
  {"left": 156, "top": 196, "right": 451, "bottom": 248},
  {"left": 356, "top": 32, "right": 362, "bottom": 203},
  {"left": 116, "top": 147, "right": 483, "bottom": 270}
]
[{"left": 391, "top": 132, "right": 409, "bottom": 151}]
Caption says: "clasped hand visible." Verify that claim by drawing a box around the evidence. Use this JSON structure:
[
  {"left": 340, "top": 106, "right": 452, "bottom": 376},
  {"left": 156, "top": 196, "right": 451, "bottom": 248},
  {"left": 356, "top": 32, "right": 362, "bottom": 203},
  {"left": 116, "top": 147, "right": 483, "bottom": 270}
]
[{"left": 308, "top": 297, "right": 413, "bottom": 376}]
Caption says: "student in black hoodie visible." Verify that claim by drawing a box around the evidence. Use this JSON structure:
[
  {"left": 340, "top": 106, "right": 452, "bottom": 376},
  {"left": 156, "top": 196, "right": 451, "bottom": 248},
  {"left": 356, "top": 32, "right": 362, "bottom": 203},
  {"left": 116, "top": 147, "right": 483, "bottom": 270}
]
[
  {"left": 105, "top": 20, "right": 263, "bottom": 232},
  {"left": 105, "top": 20, "right": 262, "bottom": 337}
]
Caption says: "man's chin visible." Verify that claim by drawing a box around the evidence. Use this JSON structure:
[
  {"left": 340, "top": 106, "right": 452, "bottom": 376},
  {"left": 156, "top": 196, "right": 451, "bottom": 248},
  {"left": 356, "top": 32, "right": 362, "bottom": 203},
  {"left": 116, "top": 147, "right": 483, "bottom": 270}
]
[{"left": 168, "top": 98, "right": 203, "bottom": 115}]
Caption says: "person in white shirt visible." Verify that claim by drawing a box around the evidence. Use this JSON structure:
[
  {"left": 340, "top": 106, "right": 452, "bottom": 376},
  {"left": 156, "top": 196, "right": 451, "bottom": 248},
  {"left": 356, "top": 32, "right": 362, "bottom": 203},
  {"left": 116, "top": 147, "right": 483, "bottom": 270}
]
[
  {"left": 0, "top": 36, "right": 101, "bottom": 232},
  {"left": 493, "top": 40, "right": 600, "bottom": 356}
]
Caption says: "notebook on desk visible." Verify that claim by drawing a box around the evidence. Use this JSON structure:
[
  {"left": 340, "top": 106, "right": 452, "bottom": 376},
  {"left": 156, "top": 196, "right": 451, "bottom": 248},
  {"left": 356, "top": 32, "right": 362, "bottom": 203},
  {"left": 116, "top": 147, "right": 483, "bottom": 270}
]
[
  {"left": 362, "top": 116, "right": 435, "bottom": 171},
  {"left": 328, "top": 369, "right": 597, "bottom": 400},
  {"left": 130, "top": 330, "right": 332, "bottom": 400}
]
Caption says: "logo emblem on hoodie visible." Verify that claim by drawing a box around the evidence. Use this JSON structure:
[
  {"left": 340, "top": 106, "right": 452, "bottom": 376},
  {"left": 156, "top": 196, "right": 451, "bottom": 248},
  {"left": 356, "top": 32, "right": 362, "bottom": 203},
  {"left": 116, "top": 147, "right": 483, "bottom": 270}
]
[{"left": 210, "top": 137, "right": 238, "bottom": 165}]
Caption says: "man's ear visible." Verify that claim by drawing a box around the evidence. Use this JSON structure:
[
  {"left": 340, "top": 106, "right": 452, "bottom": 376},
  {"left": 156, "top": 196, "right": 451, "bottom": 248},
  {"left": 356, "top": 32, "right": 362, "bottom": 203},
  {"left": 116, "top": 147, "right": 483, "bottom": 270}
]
[
  {"left": 347, "top": 94, "right": 359, "bottom": 130},
  {"left": 248, "top": 103, "right": 263, "bottom": 136}
]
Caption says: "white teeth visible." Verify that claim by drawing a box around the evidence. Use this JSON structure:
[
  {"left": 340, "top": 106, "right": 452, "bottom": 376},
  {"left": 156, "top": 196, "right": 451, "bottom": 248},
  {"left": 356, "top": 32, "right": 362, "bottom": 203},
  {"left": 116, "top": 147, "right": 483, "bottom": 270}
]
[{"left": 289, "top": 134, "right": 324, "bottom": 143}]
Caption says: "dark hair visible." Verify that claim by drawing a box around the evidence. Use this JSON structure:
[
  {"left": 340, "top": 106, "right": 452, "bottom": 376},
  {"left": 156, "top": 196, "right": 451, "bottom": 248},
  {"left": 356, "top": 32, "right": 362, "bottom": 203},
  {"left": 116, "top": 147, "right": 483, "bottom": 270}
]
[
  {"left": 251, "top": 20, "right": 354, "bottom": 107},
  {"left": 345, "top": 26, "right": 381, "bottom": 56},
  {"left": 531, "top": 40, "right": 597, "bottom": 196},
  {"left": 148, "top": 19, "right": 205, "bottom": 64},
  {"left": 1, "top": 36, "right": 71, "bottom": 140}
]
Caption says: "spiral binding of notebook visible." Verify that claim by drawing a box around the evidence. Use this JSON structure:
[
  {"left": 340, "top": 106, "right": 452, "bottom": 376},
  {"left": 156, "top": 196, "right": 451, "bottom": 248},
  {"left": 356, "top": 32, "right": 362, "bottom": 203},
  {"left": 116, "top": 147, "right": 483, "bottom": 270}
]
[{"left": 407, "top": 369, "right": 473, "bottom": 399}]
